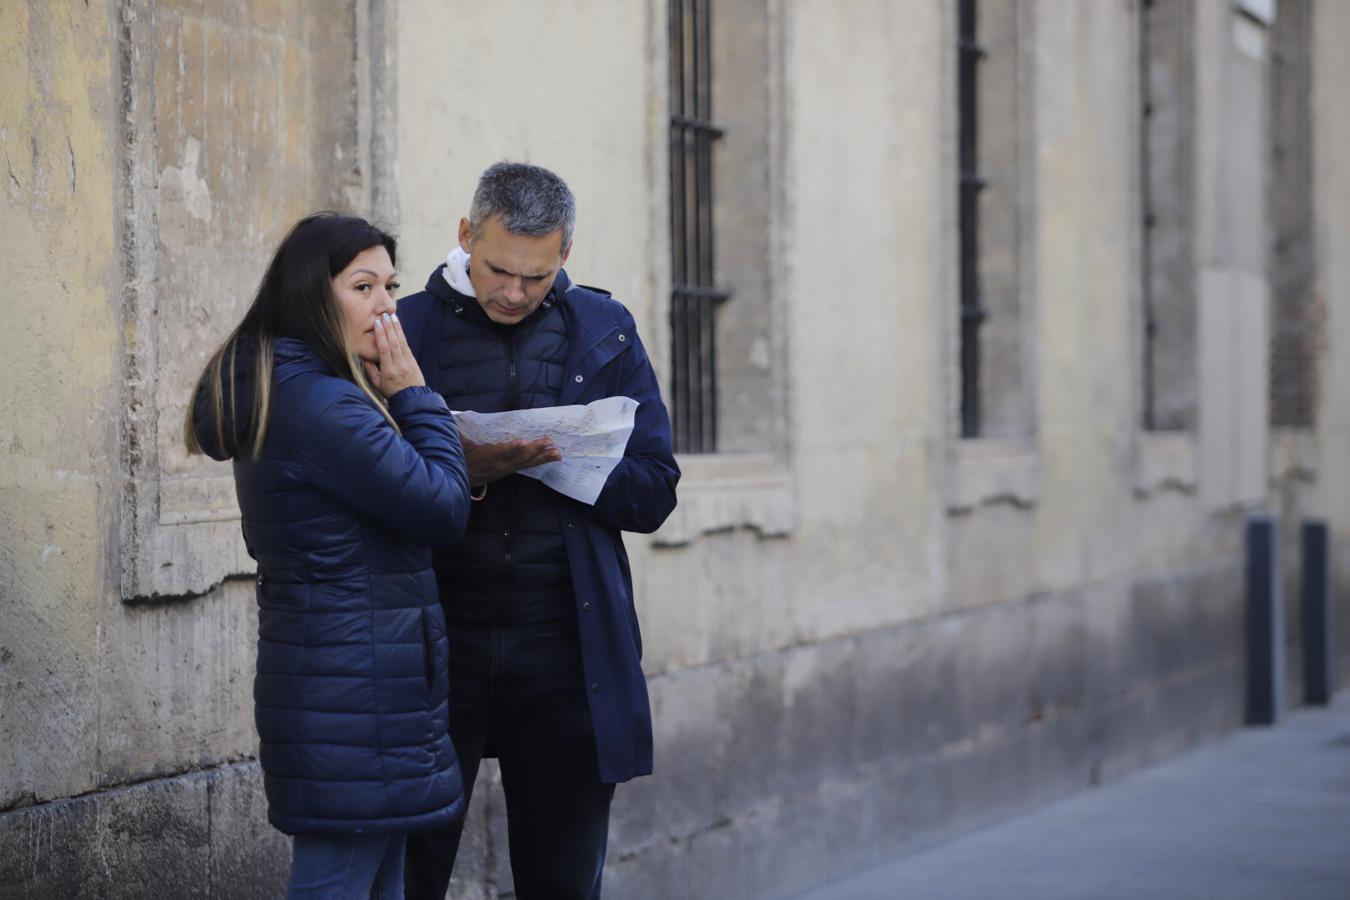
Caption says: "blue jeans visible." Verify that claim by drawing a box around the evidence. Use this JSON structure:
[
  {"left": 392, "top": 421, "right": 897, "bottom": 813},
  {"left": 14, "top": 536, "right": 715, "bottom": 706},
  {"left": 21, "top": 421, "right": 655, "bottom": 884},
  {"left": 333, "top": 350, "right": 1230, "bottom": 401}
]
[{"left": 288, "top": 833, "right": 406, "bottom": 900}]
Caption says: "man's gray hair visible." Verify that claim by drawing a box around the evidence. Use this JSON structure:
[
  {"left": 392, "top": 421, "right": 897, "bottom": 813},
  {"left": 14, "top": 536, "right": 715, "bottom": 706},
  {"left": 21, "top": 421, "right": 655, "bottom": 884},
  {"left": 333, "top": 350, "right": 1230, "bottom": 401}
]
[{"left": 469, "top": 161, "right": 577, "bottom": 251}]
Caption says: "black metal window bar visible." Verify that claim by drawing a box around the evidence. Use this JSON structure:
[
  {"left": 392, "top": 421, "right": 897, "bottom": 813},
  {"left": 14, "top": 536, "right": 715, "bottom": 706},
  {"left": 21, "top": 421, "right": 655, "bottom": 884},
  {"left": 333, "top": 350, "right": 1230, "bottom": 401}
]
[
  {"left": 670, "top": 0, "right": 727, "bottom": 454},
  {"left": 1139, "top": 0, "right": 1161, "bottom": 430},
  {"left": 1267, "top": 8, "right": 1317, "bottom": 428},
  {"left": 957, "top": 0, "right": 988, "bottom": 438}
]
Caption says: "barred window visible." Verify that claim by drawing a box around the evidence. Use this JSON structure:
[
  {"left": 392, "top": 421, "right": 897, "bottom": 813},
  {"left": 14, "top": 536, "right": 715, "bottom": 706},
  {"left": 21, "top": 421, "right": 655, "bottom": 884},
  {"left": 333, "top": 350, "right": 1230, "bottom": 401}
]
[
  {"left": 669, "top": 0, "right": 728, "bottom": 454},
  {"left": 1268, "top": 0, "right": 1318, "bottom": 427},
  {"left": 957, "top": 0, "right": 1029, "bottom": 440},
  {"left": 1139, "top": 0, "right": 1198, "bottom": 431},
  {"left": 957, "top": 0, "right": 984, "bottom": 438}
]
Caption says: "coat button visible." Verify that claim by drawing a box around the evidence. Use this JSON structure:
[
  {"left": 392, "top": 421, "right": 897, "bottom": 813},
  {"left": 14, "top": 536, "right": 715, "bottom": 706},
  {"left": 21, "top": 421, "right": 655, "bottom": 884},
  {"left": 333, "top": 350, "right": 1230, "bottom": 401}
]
[
  {"left": 582, "top": 601, "right": 592, "bottom": 611},
  {"left": 567, "top": 522, "right": 575, "bottom": 529},
  {"left": 574, "top": 374, "right": 584, "bottom": 383},
  {"left": 590, "top": 682, "right": 600, "bottom": 693},
  {"left": 617, "top": 334, "right": 626, "bottom": 342}
]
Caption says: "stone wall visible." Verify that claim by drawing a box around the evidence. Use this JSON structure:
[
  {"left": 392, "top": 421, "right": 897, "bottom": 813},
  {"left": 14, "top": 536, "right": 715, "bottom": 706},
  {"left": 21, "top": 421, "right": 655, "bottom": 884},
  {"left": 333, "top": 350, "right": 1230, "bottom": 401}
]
[
  {"left": 3, "top": 1, "right": 1349, "bottom": 898},
  {"left": 2, "top": 0, "right": 367, "bottom": 895}
]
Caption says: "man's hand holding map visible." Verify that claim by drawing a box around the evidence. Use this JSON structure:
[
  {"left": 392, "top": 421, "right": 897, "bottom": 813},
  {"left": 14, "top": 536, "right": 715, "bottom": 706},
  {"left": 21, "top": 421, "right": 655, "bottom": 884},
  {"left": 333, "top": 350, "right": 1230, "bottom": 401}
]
[{"left": 453, "top": 396, "right": 639, "bottom": 505}]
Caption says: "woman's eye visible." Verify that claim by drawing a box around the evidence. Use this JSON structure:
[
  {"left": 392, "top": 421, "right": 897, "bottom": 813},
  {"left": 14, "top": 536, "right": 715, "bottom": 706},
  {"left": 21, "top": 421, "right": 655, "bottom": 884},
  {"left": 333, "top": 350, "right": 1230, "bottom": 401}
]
[
  {"left": 387, "top": 282, "right": 401, "bottom": 293},
  {"left": 355, "top": 283, "right": 370, "bottom": 292}
]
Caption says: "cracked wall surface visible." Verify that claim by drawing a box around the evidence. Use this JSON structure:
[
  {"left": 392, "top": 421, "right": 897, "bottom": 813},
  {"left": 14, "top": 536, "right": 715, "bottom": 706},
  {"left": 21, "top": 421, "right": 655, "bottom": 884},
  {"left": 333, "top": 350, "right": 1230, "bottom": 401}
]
[{"left": 2, "top": 0, "right": 365, "bottom": 893}]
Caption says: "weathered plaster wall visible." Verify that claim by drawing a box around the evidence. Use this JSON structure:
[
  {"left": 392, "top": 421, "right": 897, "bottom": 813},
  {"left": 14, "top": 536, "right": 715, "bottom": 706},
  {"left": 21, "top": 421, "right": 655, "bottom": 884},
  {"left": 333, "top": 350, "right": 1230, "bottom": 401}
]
[
  {"left": 395, "top": 0, "right": 660, "bottom": 339},
  {"left": 2, "top": 1, "right": 365, "bottom": 895},
  {"left": 0, "top": 0, "right": 120, "bottom": 813},
  {"left": 605, "top": 2, "right": 1287, "bottom": 896},
  {"left": 1313, "top": 0, "right": 1350, "bottom": 678},
  {"left": 380, "top": 2, "right": 1345, "bottom": 897}
]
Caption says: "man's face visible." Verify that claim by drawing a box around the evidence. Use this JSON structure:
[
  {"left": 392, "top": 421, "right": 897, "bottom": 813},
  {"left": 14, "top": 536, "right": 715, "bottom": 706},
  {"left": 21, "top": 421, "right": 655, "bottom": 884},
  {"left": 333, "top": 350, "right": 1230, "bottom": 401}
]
[{"left": 459, "top": 215, "right": 570, "bottom": 325}]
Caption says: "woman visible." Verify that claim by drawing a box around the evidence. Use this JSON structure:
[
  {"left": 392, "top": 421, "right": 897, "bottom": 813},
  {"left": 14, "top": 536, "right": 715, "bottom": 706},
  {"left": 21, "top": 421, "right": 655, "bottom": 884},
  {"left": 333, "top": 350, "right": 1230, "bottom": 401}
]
[{"left": 186, "top": 213, "right": 471, "bottom": 898}]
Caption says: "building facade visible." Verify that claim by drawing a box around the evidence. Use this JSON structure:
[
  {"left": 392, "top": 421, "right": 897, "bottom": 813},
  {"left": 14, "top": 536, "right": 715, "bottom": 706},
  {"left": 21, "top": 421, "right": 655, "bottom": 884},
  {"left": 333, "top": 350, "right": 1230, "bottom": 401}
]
[{"left": 2, "top": 0, "right": 1348, "bottom": 897}]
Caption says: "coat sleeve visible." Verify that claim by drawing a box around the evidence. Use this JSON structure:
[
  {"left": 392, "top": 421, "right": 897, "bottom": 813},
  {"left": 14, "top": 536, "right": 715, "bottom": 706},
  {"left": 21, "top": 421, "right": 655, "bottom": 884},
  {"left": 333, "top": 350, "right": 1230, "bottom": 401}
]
[
  {"left": 587, "top": 328, "right": 680, "bottom": 534},
  {"left": 296, "top": 383, "right": 472, "bottom": 548}
]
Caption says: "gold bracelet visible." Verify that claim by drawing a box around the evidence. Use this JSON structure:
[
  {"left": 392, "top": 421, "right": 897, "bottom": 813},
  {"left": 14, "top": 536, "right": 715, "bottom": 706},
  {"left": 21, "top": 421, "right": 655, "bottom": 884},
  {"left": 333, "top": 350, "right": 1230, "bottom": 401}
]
[{"left": 470, "top": 483, "right": 488, "bottom": 502}]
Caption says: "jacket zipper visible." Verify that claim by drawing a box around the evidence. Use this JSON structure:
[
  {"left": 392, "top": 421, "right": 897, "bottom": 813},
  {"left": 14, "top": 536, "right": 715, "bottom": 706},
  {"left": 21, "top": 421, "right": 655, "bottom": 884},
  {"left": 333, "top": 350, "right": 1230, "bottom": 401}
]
[
  {"left": 506, "top": 328, "right": 520, "bottom": 413},
  {"left": 499, "top": 329, "right": 519, "bottom": 617}
]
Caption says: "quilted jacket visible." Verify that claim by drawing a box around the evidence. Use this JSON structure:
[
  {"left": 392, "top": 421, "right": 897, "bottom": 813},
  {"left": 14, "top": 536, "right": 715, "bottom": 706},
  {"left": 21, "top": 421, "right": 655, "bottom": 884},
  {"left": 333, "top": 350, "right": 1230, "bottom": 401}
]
[
  {"left": 193, "top": 337, "right": 472, "bottom": 834},
  {"left": 399, "top": 266, "right": 680, "bottom": 783}
]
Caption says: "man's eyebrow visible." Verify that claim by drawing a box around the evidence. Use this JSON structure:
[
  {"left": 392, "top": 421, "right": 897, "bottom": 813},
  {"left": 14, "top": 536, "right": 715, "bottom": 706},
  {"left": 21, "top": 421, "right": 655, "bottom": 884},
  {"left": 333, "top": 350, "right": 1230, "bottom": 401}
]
[{"left": 484, "top": 258, "right": 553, "bottom": 279}]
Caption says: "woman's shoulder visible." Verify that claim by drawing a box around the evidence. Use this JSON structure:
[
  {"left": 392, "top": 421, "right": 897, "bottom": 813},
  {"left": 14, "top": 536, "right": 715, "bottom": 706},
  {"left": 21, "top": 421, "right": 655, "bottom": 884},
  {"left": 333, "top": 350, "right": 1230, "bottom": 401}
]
[
  {"left": 271, "top": 367, "right": 381, "bottom": 442},
  {"left": 286, "top": 371, "right": 373, "bottom": 416}
]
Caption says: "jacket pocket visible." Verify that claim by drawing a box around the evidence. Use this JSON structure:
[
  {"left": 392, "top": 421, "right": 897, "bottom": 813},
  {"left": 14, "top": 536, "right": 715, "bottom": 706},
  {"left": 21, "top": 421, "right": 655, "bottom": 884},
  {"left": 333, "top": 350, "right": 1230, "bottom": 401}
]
[
  {"left": 420, "top": 608, "right": 437, "bottom": 694},
  {"left": 419, "top": 606, "right": 448, "bottom": 698}
]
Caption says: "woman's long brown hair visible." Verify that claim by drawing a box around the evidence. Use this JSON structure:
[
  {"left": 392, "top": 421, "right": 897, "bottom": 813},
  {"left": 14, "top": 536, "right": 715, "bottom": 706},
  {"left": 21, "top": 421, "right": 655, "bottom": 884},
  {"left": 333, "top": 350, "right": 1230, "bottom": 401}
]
[{"left": 184, "top": 213, "right": 399, "bottom": 460}]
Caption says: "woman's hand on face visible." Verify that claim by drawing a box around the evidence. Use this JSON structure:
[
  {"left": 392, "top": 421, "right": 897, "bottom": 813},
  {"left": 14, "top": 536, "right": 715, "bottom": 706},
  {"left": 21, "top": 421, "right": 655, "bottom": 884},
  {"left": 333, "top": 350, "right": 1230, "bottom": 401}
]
[{"left": 363, "top": 312, "right": 426, "bottom": 398}]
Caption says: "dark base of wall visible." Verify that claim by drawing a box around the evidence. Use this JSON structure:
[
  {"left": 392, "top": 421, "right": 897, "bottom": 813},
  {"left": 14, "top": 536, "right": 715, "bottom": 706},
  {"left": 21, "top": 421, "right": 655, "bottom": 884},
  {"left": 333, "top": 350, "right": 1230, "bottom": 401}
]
[
  {"left": 605, "top": 561, "right": 1255, "bottom": 898},
  {"left": 8, "top": 551, "right": 1342, "bottom": 899},
  {"left": 0, "top": 763, "right": 288, "bottom": 900}
]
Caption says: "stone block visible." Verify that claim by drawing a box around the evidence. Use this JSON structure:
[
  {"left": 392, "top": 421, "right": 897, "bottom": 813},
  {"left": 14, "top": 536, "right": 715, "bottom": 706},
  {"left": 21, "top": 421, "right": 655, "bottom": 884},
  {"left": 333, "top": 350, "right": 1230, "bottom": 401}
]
[
  {"left": 446, "top": 761, "right": 497, "bottom": 900},
  {"left": 1025, "top": 591, "right": 1090, "bottom": 719},
  {"left": 97, "top": 579, "right": 259, "bottom": 787},
  {"left": 950, "top": 600, "right": 1036, "bottom": 735},
  {"left": 1334, "top": 538, "right": 1350, "bottom": 692},
  {"left": 603, "top": 837, "right": 692, "bottom": 900},
  {"left": 612, "top": 666, "right": 732, "bottom": 850},
  {"left": 946, "top": 504, "right": 1041, "bottom": 612},
  {"left": 206, "top": 764, "right": 289, "bottom": 899},
  {"left": 0, "top": 794, "right": 102, "bottom": 900},
  {"left": 99, "top": 774, "right": 211, "bottom": 900},
  {"left": 687, "top": 819, "right": 749, "bottom": 900},
  {"left": 1122, "top": 562, "right": 1244, "bottom": 690},
  {"left": 774, "top": 641, "right": 857, "bottom": 792},
  {"left": 0, "top": 487, "right": 101, "bottom": 809},
  {"left": 0, "top": 766, "right": 306, "bottom": 899},
  {"left": 743, "top": 791, "right": 834, "bottom": 900}
]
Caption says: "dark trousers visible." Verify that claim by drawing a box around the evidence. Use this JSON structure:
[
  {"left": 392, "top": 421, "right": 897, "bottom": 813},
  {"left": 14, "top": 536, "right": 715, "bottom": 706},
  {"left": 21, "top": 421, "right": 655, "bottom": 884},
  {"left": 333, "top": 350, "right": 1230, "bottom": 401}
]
[{"left": 404, "top": 618, "right": 616, "bottom": 900}]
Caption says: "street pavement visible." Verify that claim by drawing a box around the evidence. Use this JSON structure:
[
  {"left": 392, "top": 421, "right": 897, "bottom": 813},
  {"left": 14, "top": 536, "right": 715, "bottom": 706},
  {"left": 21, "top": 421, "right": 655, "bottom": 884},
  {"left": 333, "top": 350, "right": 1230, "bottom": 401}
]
[{"left": 794, "top": 694, "right": 1350, "bottom": 900}]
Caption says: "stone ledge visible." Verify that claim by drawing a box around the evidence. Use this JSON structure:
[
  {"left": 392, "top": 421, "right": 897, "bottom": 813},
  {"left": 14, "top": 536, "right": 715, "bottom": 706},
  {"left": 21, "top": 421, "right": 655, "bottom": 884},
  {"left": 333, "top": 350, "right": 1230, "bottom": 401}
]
[
  {"left": 946, "top": 439, "right": 1040, "bottom": 515},
  {"left": 1270, "top": 426, "right": 1317, "bottom": 486},
  {"left": 1134, "top": 431, "right": 1198, "bottom": 499},
  {"left": 653, "top": 453, "right": 794, "bottom": 546}
]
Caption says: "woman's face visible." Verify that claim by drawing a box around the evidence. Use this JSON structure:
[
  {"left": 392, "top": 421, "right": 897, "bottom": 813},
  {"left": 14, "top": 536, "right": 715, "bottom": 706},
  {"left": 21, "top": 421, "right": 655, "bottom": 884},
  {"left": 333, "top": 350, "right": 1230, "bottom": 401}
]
[{"left": 332, "top": 245, "right": 399, "bottom": 363}]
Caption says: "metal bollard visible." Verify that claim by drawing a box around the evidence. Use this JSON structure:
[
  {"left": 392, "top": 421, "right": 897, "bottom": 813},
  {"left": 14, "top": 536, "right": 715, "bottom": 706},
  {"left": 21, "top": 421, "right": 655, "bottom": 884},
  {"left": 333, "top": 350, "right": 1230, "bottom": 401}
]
[
  {"left": 1246, "top": 514, "right": 1284, "bottom": 725},
  {"left": 1302, "top": 520, "right": 1334, "bottom": 705}
]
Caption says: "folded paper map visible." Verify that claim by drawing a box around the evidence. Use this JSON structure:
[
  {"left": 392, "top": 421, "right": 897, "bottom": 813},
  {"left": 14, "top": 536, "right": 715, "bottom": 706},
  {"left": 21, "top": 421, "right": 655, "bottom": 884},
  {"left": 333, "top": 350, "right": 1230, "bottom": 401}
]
[{"left": 453, "top": 396, "right": 639, "bottom": 505}]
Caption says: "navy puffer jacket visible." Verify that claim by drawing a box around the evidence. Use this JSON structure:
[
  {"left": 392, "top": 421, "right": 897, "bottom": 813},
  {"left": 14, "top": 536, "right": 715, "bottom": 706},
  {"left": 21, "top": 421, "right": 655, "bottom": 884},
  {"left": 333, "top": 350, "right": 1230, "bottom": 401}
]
[
  {"left": 429, "top": 286, "right": 574, "bottom": 624},
  {"left": 194, "top": 338, "right": 472, "bottom": 835},
  {"left": 401, "top": 268, "right": 680, "bottom": 782}
]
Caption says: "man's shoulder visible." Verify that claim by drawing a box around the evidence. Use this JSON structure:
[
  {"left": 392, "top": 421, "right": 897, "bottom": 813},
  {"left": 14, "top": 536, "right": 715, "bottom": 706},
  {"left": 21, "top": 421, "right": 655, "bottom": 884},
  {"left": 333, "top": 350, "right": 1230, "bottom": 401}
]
[
  {"left": 562, "top": 281, "right": 636, "bottom": 333},
  {"left": 395, "top": 286, "right": 447, "bottom": 358},
  {"left": 397, "top": 288, "right": 442, "bottom": 324}
]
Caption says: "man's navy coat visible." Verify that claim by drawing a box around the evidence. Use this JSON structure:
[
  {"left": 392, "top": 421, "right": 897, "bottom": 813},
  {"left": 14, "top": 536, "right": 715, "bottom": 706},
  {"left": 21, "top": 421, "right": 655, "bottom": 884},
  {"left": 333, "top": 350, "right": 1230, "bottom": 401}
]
[
  {"left": 399, "top": 266, "right": 680, "bottom": 783},
  {"left": 195, "top": 338, "right": 473, "bottom": 834}
]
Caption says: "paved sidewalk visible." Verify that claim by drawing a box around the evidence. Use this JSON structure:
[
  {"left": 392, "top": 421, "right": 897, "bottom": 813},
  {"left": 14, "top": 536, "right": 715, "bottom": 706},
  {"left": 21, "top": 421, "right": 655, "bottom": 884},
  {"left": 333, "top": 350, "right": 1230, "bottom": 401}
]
[{"left": 795, "top": 695, "right": 1350, "bottom": 900}]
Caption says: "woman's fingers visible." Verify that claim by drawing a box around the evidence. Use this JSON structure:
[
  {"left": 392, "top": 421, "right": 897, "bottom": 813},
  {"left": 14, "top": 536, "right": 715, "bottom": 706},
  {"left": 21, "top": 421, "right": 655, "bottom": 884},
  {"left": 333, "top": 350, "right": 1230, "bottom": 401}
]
[
  {"left": 373, "top": 313, "right": 392, "bottom": 362},
  {"left": 384, "top": 313, "right": 405, "bottom": 359},
  {"left": 369, "top": 312, "right": 424, "bottom": 396}
]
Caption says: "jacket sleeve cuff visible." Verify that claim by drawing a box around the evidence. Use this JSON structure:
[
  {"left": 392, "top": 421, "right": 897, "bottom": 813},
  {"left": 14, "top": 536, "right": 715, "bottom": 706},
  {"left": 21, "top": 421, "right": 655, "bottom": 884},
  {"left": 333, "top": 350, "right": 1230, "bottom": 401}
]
[{"left": 387, "top": 384, "right": 448, "bottom": 418}]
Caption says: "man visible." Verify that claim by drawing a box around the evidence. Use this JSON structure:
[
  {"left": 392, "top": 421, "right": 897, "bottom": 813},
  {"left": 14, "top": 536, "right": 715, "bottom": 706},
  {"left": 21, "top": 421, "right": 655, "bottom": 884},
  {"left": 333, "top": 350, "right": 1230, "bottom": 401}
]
[{"left": 398, "top": 161, "right": 679, "bottom": 899}]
